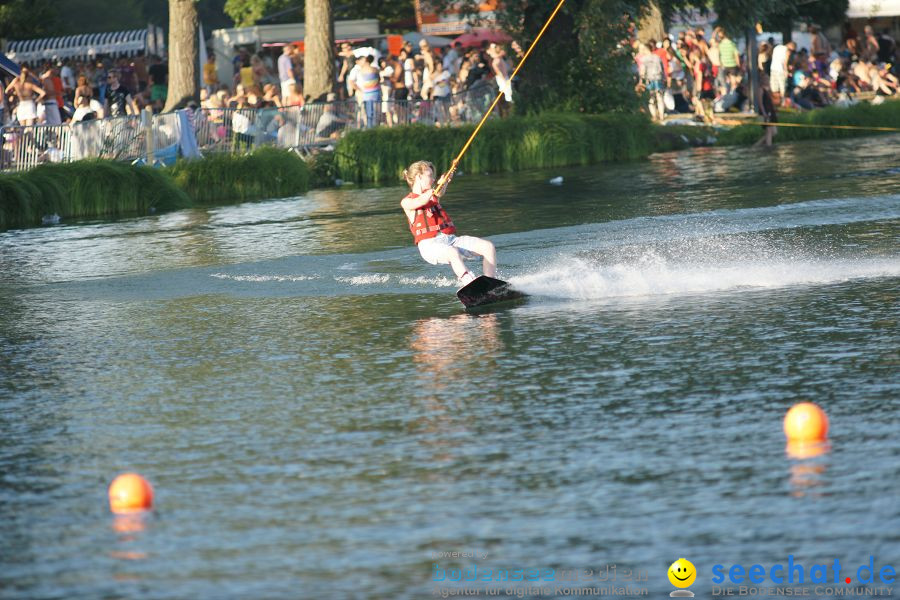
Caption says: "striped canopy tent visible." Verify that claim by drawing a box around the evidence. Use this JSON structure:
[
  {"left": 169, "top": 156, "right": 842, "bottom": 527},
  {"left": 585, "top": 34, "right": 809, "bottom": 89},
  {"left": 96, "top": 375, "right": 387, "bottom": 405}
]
[{"left": 5, "top": 27, "right": 164, "bottom": 64}]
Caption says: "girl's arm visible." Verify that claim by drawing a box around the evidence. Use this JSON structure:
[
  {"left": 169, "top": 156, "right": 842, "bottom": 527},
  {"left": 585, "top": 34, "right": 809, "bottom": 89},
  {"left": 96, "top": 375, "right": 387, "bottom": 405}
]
[{"left": 400, "top": 189, "right": 435, "bottom": 210}]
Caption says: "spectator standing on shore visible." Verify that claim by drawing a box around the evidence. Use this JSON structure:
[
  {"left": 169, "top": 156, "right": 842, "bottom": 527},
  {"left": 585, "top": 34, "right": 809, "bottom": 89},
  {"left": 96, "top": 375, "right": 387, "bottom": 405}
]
[
  {"left": 250, "top": 54, "right": 271, "bottom": 86},
  {"left": 877, "top": 29, "right": 896, "bottom": 64},
  {"left": 431, "top": 60, "right": 452, "bottom": 124},
  {"left": 707, "top": 33, "right": 723, "bottom": 91},
  {"left": 203, "top": 53, "right": 219, "bottom": 95},
  {"left": 148, "top": 55, "right": 167, "bottom": 91},
  {"left": 72, "top": 75, "right": 100, "bottom": 121},
  {"left": 443, "top": 41, "right": 462, "bottom": 76},
  {"left": 717, "top": 28, "right": 741, "bottom": 93},
  {"left": 106, "top": 70, "right": 138, "bottom": 117},
  {"left": 6, "top": 67, "right": 46, "bottom": 126},
  {"left": 862, "top": 26, "right": 880, "bottom": 62},
  {"left": 148, "top": 71, "right": 167, "bottom": 112},
  {"left": 283, "top": 82, "right": 304, "bottom": 107},
  {"left": 770, "top": 41, "right": 795, "bottom": 105},
  {"left": 278, "top": 45, "right": 295, "bottom": 98},
  {"left": 60, "top": 59, "right": 75, "bottom": 101},
  {"left": 810, "top": 25, "right": 832, "bottom": 76},
  {"left": 236, "top": 56, "right": 255, "bottom": 89},
  {"left": 337, "top": 42, "right": 356, "bottom": 99},
  {"left": 690, "top": 47, "right": 715, "bottom": 121},
  {"left": 636, "top": 42, "right": 665, "bottom": 122},
  {"left": 755, "top": 71, "right": 777, "bottom": 147},
  {"left": 488, "top": 43, "right": 512, "bottom": 115},
  {"left": 403, "top": 44, "right": 420, "bottom": 98},
  {"left": 39, "top": 65, "right": 63, "bottom": 125},
  {"left": 354, "top": 55, "right": 381, "bottom": 128},
  {"left": 93, "top": 60, "right": 108, "bottom": 104},
  {"left": 132, "top": 55, "right": 149, "bottom": 93}
]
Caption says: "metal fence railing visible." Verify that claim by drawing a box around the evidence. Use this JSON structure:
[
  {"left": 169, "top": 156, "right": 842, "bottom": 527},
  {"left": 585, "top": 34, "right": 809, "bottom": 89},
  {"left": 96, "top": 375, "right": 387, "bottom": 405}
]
[{"left": 0, "top": 84, "right": 505, "bottom": 172}]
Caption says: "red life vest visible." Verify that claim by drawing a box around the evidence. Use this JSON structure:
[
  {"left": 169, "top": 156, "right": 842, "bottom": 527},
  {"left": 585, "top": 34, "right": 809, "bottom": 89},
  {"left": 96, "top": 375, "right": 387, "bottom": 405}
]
[{"left": 405, "top": 192, "right": 456, "bottom": 244}]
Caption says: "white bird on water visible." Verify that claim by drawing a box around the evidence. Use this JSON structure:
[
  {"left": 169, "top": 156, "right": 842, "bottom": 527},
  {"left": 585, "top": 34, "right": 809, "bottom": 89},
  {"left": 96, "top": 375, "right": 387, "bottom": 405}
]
[{"left": 549, "top": 176, "right": 563, "bottom": 185}]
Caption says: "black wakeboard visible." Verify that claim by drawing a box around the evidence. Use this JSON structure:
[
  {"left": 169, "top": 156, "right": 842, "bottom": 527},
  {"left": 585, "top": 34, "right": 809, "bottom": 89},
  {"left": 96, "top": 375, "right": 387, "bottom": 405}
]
[{"left": 456, "top": 276, "right": 527, "bottom": 308}]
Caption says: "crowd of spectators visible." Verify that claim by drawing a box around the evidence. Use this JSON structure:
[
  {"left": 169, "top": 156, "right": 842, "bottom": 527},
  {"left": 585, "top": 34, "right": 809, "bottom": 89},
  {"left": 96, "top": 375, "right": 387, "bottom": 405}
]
[
  {"left": 632, "top": 23, "right": 900, "bottom": 123},
  {"left": 0, "top": 34, "right": 520, "bottom": 141},
  {"left": 1, "top": 54, "right": 169, "bottom": 127}
]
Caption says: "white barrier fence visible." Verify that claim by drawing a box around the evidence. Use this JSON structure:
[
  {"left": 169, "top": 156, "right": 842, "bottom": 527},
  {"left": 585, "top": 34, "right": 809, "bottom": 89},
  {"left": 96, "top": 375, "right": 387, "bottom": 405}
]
[{"left": 0, "top": 85, "right": 502, "bottom": 172}]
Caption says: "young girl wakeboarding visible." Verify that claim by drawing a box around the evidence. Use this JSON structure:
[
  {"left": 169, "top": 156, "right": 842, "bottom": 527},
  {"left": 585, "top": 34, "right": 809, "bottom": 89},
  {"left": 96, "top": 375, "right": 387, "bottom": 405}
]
[{"left": 401, "top": 160, "right": 497, "bottom": 287}]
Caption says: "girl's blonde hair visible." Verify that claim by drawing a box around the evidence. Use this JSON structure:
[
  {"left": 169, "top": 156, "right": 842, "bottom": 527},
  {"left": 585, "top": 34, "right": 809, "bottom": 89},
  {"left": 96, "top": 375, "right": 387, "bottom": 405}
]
[{"left": 402, "top": 160, "right": 434, "bottom": 188}]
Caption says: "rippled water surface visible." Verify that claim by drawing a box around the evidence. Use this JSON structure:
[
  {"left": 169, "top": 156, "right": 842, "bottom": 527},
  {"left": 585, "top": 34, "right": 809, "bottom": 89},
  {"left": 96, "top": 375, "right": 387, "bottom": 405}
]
[{"left": 1, "top": 136, "right": 899, "bottom": 599}]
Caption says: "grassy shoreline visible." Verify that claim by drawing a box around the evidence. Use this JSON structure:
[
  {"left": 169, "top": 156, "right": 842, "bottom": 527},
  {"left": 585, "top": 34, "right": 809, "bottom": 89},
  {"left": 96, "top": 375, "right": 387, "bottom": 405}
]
[
  {"left": 3, "top": 100, "right": 898, "bottom": 230},
  {"left": 0, "top": 147, "right": 311, "bottom": 231}
]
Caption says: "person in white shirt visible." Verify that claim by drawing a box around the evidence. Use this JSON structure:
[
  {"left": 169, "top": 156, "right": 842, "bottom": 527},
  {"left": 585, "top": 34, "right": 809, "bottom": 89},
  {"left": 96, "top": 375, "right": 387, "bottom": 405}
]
[
  {"left": 60, "top": 60, "right": 76, "bottom": 101},
  {"left": 769, "top": 41, "right": 795, "bottom": 103},
  {"left": 442, "top": 42, "right": 462, "bottom": 76}
]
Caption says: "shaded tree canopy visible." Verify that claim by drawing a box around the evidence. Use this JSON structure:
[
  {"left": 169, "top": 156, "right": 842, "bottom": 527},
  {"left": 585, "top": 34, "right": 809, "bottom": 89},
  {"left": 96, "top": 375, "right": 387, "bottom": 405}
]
[
  {"left": 0, "top": 0, "right": 232, "bottom": 39},
  {"left": 223, "top": 0, "right": 413, "bottom": 28},
  {"left": 0, "top": 0, "right": 60, "bottom": 39}
]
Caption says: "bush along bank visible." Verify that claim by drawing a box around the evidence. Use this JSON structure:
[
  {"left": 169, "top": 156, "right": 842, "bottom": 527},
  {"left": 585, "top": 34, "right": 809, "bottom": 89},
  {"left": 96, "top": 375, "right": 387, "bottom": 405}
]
[
  {"left": 334, "top": 112, "right": 655, "bottom": 184},
  {"left": 0, "top": 160, "right": 191, "bottom": 230},
  {"left": 168, "top": 146, "right": 310, "bottom": 205},
  {"left": 0, "top": 148, "right": 311, "bottom": 231}
]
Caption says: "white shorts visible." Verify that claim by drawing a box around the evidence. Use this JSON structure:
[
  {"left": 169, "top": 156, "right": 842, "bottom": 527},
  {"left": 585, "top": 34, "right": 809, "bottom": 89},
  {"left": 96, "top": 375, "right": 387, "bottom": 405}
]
[
  {"left": 417, "top": 233, "right": 480, "bottom": 265},
  {"left": 770, "top": 70, "right": 786, "bottom": 95},
  {"left": 16, "top": 99, "right": 36, "bottom": 122}
]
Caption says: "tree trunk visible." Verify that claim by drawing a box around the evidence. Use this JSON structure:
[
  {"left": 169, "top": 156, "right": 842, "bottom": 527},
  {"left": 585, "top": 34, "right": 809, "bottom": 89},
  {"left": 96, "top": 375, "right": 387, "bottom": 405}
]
[
  {"left": 637, "top": 1, "right": 665, "bottom": 45},
  {"left": 163, "top": 0, "right": 198, "bottom": 112},
  {"left": 304, "top": 0, "right": 334, "bottom": 102}
]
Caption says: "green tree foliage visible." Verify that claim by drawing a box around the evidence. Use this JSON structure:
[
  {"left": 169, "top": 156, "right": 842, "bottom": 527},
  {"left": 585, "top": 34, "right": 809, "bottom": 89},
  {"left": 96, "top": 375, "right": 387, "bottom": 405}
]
[
  {"left": 224, "top": 0, "right": 295, "bottom": 26},
  {"left": 222, "top": 0, "right": 413, "bottom": 28},
  {"left": 0, "top": 0, "right": 59, "bottom": 39}
]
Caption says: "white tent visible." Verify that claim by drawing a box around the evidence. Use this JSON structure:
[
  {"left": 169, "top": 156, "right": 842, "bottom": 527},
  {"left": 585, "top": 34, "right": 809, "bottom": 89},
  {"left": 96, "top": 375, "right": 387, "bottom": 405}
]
[
  {"left": 847, "top": 0, "right": 900, "bottom": 18},
  {"left": 5, "top": 26, "right": 165, "bottom": 63}
]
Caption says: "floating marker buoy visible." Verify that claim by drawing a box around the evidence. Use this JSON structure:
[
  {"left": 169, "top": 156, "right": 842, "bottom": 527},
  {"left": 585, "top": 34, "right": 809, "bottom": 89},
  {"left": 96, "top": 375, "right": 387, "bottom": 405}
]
[
  {"left": 549, "top": 176, "right": 563, "bottom": 185},
  {"left": 108, "top": 473, "right": 154, "bottom": 514},
  {"left": 783, "top": 402, "right": 829, "bottom": 443}
]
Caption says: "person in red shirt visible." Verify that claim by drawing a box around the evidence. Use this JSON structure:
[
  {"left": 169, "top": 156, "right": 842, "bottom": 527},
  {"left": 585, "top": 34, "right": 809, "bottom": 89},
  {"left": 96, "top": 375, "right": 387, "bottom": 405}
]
[{"left": 400, "top": 161, "right": 497, "bottom": 287}]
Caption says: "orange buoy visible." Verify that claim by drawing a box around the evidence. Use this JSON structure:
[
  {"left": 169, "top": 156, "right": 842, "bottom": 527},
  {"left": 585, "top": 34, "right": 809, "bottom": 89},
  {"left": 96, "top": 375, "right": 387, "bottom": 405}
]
[
  {"left": 783, "top": 402, "right": 829, "bottom": 443},
  {"left": 108, "top": 473, "right": 154, "bottom": 514}
]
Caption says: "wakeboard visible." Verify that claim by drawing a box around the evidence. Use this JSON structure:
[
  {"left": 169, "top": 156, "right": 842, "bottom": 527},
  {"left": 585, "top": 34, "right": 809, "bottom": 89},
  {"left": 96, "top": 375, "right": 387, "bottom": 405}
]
[{"left": 456, "top": 276, "right": 526, "bottom": 309}]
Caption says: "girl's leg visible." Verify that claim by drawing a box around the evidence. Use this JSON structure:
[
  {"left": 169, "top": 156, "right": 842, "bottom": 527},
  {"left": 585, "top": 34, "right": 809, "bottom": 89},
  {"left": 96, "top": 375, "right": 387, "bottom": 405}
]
[
  {"left": 460, "top": 237, "right": 496, "bottom": 278},
  {"left": 440, "top": 246, "right": 468, "bottom": 279}
]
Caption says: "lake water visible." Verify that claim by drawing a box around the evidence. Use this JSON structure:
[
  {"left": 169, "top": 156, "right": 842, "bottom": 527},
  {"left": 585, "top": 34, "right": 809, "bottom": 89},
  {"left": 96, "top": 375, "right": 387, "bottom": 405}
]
[{"left": 1, "top": 135, "right": 898, "bottom": 599}]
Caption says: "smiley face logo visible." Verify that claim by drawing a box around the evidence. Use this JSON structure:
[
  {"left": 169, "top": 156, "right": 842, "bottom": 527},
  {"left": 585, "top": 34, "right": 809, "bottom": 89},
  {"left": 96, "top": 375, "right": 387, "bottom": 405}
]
[{"left": 668, "top": 558, "right": 696, "bottom": 588}]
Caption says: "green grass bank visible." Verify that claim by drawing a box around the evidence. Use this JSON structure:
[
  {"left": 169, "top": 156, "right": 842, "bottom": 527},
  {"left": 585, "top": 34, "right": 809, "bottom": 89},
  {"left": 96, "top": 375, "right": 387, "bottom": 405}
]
[
  {"left": 0, "top": 147, "right": 310, "bottom": 231},
  {"left": 334, "top": 112, "right": 655, "bottom": 184},
  {"left": 0, "top": 160, "right": 190, "bottom": 231},
  {"left": 717, "top": 98, "right": 900, "bottom": 145}
]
